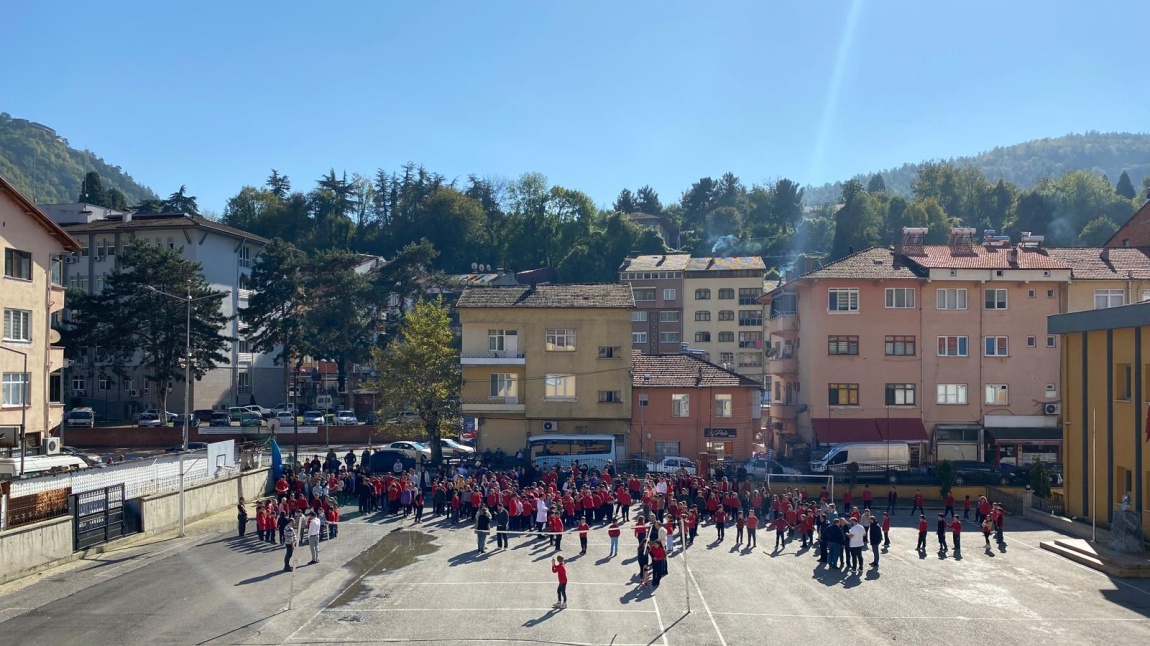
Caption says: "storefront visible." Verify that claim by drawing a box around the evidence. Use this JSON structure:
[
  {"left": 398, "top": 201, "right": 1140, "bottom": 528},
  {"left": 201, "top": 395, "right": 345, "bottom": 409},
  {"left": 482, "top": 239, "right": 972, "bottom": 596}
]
[{"left": 985, "top": 427, "right": 1062, "bottom": 467}]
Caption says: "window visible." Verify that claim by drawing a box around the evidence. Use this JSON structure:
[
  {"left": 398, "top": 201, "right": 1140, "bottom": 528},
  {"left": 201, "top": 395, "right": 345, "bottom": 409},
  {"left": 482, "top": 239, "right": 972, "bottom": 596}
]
[
  {"left": 632, "top": 311, "right": 647, "bottom": 322},
  {"left": 828, "top": 288, "right": 859, "bottom": 312},
  {"left": 663, "top": 289, "right": 677, "bottom": 301},
  {"left": 984, "top": 336, "right": 1009, "bottom": 357},
  {"left": 659, "top": 331, "right": 680, "bottom": 343},
  {"left": 1142, "top": 289, "right": 1150, "bottom": 303},
  {"left": 718, "top": 331, "right": 734, "bottom": 343},
  {"left": 598, "top": 346, "right": 622, "bottom": 359},
  {"left": 885, "top": 288, "right": 915, "bottom": 309},
  {"left": 654, "top": 441, "right": 680, "bottom": 462},
  {"left": 80, "top": 246, "right": 89, "bottom": 258},
  {"left": 738, "top": 331, "right": 763, "bottom": 348},
  {"left": 238, "top": 245, "right": 252, "bottom": 267},
  {"left": 718, "top": 310, "right": 735, "bottom": 321},
  {"left": 659, "top": 311, "right": 679, "bottom": 322},
  {"left": 98, "top": 377, "right": 112, "bottom": 392},
  {"left": 714, "top": 394, "right": 732, "bottom": 417},
  {"left": 488, "top": 329, "right": 517, "bottom": 352},
  {"left": 719, "top": 352, "right": 734, "bottom": 364},
  {"left": 739, "top": 288, "right": 761, "bottom": 305},
  {"left": 695, "top": 332, "right": 711, "bottom": 342},
  {"left": 2, "top": 373, "right": 28, "bottom": 407},
  {"left": 3, "top": 309, "right": 31, "bottom": 342},
  {"left": 598, "top": 390, "right": 623, "bottom": 403},
  {"left": 985, "top": 289, "right": 1008, "bottom": 310},
  {"left": 545, "top": 328, "right": 576, "bottom": 352},
  {"left": 544, "top": 374, "right": 576, "bottom": 400},
  {"left": 4, "top": 249, "right": 31, "bottom": 280},
  {"left": 694, "top": 310, "right": 711, "bottom": 322},
  {"left": 937, "top": 336, "right": 969, "bottom": 357},
  {"left": 718, "top": 288, "right": 734, "bottom": 300},
  {"left": 985, "top": 384, "right": 1009, "bottom": 405},
  {"left": 490, "top": 374, "right": 518, "bottom": 399},
  {"left": 634, "top": 288, "right": 656, "bottom": 301},
  {"left": 50, "top": 256, "right": 63, "bottom": 286},
  {"left": 71, "top": 376, "right": 86, "bottom": 392},
  {"left": 936, "top": 288, "right": 968, "bottom": 310},
  {"left": 632, "top": 332, "right": 648, "bottom": 345},
  {"left": 49, "top": 371, "right": 62, "bottom": 404},
  {"left": 1028, "top": 289, "right": 1036, "bottom": 299},
  {"left": 885, "top": 383, "right": 916, "bottom": 406},
  {"left": 1047, "top": 289, "right": 1055, "bottom": 299},
  {"left": 671, "top": 394, "right": 690, "bottom": 417},
  {"left": 695, "top": 289, "right": 711, "bottom": 300},
  {"left": 828, "top": 383, "right": 859, "bottom": 406},
  {"left": 638, "top": 394, "right": 648, "bottom": 408},
  {"left": 884, "top": 335, "right": 915, "bottom": 356},
  {"left": 1026, "top": 336, "right": 1037, "bottom": 348},
  {"left": 238, "top": 371, "right": 251, "bottom": 394},
  {"left": 1117, "top": 364, "right": 1133, "bottom": 401},
  {"left": 828, "top": 335, "right": 859, "bottom": 355},
  {"left": 937, "top": 384, "right": 968, "bottom": 405},
  {"left": 738, "top": 310, "right": 762, "bottom": 326},
  {"left": 237, "top": 338, "right": 251, "bottom": 355},
  {"left": 1095, "top": 289, "right": 1125, "bottom": 309},
  {"left": 737, "top": 352, "right": 762, "bottom": 367},
  {"left": 1047, "top": 336, "right": 1057, "bottom": 348}
]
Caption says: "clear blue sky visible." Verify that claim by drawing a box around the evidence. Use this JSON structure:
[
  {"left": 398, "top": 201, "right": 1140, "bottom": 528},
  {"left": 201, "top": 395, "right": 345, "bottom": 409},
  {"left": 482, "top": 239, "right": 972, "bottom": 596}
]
[{"left": 2, "top": 1, "right": 1146, "bottom": 214}]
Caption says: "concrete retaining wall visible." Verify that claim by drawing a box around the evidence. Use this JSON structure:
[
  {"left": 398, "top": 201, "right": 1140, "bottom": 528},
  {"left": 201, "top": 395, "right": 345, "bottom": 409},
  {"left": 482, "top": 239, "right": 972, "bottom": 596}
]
[
  {"left": 0, "top": 516, "right": 73, "bottom": 585},
  {"left": 138, "top": 468, "right": 270, "bottom": 535},
  {"left": 66, "top": 425, "right": 400, "bottom": 448}
]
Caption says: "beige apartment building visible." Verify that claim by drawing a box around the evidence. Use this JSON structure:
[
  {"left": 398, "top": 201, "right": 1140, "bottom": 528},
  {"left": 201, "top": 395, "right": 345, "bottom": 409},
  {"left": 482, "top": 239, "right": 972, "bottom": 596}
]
[
  {"left": 456, "top": 284, "right": 634, "bottom": 454},
  {"left": 619, "top": 254, "right": 688, "bottom": 354},
  {"left": 764, "top": 228, "right": 1069, "bottom": 466},
  {"left": 682, "top": 257, "right": 767, "bottom": 383},
  {"left": 0, "top": 176, "right": 82, "bottom": 453}
]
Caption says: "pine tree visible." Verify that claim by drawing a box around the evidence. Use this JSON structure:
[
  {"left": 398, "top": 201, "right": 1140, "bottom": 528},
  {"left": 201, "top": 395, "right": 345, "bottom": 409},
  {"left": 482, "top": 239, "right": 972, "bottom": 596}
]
[{"left": 1116, "top": 170, "right": 1137, "bottom": 199}]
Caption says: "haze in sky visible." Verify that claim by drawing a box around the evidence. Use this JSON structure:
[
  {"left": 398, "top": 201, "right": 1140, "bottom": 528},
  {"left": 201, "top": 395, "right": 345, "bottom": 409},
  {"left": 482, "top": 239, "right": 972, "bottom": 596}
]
[{"left": 2, "top": 1, "right": 1146, "bottom": 213}]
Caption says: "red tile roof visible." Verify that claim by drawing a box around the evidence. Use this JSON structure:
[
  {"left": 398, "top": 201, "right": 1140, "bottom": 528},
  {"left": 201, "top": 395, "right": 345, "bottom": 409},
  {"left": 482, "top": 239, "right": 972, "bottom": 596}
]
[
  {"left": 902, "top": 245, "right": 1066, "bottom": 270},
  {"left": 1045, "top": 247, "right": 1150, "bottom": 279},
  {"left": 632, "top": 351, "right": 761, "bottom": 388},
  {"left": 800, "top": 247, "right": 923, "bottom": 280}
]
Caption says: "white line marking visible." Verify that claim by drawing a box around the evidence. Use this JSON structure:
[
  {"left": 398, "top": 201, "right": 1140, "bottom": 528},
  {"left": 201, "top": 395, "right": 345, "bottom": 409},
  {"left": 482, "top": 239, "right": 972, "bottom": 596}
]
[
  {"left": 652, "top": 596, "right": 670, "bottom": 646},
  {"left": 393, "top": 581, "right": 630, "bottom": 586},
  {"left": 711, "top": 612, "right": 1150, "bottom": 622},
  {"left": 283, "top": 543, "right": 400, "bottom": 644},
  {"left": 681, "top": 557, "right": 727, "bottom": 646},
  {"left": 322, "top": 607, "right": 655, "bottom": 614},
  {"left": 1006, "top": 531, "right": 1150, "bottom": 600},
  {"left": 285, "top": 639, "right": 652, "bottom": 645},
  {"left": 91, "top": 539, "right": 193, "bottom": 576}
]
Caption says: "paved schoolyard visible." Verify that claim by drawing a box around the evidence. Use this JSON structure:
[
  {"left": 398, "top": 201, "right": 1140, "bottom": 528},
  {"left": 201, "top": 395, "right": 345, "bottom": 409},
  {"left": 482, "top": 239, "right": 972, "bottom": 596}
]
[{"left": 247, "top": 509, "right": 1150, "bottom": 646}]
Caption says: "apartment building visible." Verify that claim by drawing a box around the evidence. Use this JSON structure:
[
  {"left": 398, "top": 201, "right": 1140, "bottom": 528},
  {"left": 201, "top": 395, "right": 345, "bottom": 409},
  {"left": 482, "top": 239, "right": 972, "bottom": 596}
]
[
  {"left": 618, "top": 254, "right": 688, "bottom": 354},
  {"left": 0, "top": 176, "right": 81, "bottom": 449},
  {"left": 764, "top": 227, "right": 1069, "bottom": 466},
  {"left": 456, "top": 284, "right": 634, "bottom": 453},
  {"left": 681, "top": 256, "right": 767, "bottom": 383},
  {"left": 631, "top": 351, "right": 762, "bottom": 462},
  {"left": 40, "top": 204, "right": 274, "bottom": 417}
]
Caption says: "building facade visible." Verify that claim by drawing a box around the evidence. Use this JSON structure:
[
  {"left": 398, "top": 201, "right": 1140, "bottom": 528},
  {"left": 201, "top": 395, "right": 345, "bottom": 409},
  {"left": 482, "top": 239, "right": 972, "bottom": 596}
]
[
  {"left": 457, "top": 284, "right": 634, "bottom": 454},
  {"left": 0, "top": 176, "right": 81, "bottom": 449},
  {"left": 619, "top": 255, "right": 688, "bottom": 355},
  {"left": 1049, "top": 302, "right": 1150, "bottom": 530},
  {"left": 40, "top": 204, "right": 275, "bottom": 417},
  {"left": 764, "top": 228, "right": 1067, "bottom": 465},
  {"left": 681, "top": 257, "right": 767, "bottom": 383},
  {"left": 631, "top": 351, "right": 761, "bottom": 462}
]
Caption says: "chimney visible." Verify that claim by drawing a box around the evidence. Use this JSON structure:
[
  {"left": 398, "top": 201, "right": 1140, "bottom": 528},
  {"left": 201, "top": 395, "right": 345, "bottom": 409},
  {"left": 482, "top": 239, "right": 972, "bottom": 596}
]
[
  {"left": 656, "top": 255, "right": 665, "bottom": 266},
  {"left": 679, "top": 342, "right": 689, "bottom": 354},
  {"left": 1101, "top": 248, "right": 1110, "bottom": 262}
]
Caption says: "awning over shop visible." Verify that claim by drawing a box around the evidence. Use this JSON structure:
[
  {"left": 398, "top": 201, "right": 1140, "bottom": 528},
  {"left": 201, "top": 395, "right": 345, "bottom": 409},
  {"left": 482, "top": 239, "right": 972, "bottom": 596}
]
[
  {"left": 985, "top": 427, "right": 1063, "bottom": 443},
  {"left": 811, "top": 418, "right": 928, "bottom": 444}
]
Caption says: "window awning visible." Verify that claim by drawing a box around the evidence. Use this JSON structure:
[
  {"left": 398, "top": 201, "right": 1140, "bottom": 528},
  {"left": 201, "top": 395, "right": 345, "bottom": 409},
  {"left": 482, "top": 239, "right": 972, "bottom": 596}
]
[
  {"left": 985, "top": 427, "right": 1062, "bottom": 442},
  {"left": 811, "top": 418, "right": 928, "bottom": 444}
]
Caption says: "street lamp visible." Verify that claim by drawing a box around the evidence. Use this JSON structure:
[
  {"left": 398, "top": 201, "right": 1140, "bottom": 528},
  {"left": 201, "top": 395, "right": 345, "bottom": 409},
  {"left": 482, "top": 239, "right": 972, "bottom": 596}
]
[
  {"left": 640, "top": 374, "right": 651, "bottom": 457},
  {"left": 0, "top": 346, "right": 28, "bottom": 476},
  {"left": 145, "top": 280, "right": 230, "bottom": 538}
]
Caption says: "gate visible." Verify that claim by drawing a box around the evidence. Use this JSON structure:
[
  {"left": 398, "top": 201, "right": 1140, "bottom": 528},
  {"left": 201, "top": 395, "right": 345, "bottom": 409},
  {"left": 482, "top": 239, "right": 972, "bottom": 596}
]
[
  {"left": 986, "top": 485, "right": 1024, "bottom": 516},
  {"left": 71, "top": 484, "right": 126, "bottom": 551}
]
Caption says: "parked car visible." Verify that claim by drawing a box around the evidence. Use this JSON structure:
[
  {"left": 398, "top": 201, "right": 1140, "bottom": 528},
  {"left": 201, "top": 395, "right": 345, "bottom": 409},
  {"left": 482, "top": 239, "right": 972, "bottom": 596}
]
[
  {"left": 239, "top": 412, "right": 265, "bottom": 427},
  {"left": 387, "top": 410, "right": 421, "bottom": 424},
  {"left": 193, "top": 409, "right": 215, "bottom": 423},
  {"left": 645, "top": 456, "right": 697, "bottom": 475},
  {"left": 274, "top": 411, "right": 296, "bottom": 426},
  {"left": 381, "top": 441, "right": 432, "bottom": 460},
  {"left": 244, "top": 405, "right": 272, "bottom": 419},
  {"left": 165, "top": 442, "right": 209, "bottom": 452},
  {"left": 744, "top": 458, "right": 801, "bottom": 481},
  {"left": 210, "top": 411, "right": 232, "bottom": 427},
  {"left": 61, "top": 446, "right": 103, "bottom": 466},
  {"left": 272, "top": 403, "right": 298, "bottom": 414},
  {"left": 65, "top": 407, "right": 96, "bottom": 428},
  {"left": 1006, "top": 461, "right": 1064, "bottom": 487},
  {"left": 368, "top": 449, "right": 417, "bottom": 473},
  {"left": 335, "top": 410, "right": 359, "bottom": 425},
  {"left": 227, "top": 407, "right": 248, "bottom": 423},
  {"left": 949, "top": 460, "right": 1023, "bottom": 486},
  {"left": 303, "top": 410, "right": 326, "bottom": 425},
  {"left": 809, "top": 442, "right": 912, "bottom": 482},
  {"left": 137, "top": 412, "right": 164, "bottom": 427},
  {"left": 436, "top": 437, "right": 475, "bottom": 457}
]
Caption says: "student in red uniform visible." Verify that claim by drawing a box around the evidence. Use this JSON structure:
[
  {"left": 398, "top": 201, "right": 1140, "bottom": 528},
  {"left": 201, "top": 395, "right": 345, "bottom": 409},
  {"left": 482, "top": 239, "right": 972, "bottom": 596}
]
[
  {"left": 634, "top": 516, "right": 648, "bottom": 545},
  {"left": 944, "top": 492, "right": 955, "bottom": 518},
  {"left": 911, "top": 489, "right": 925, "bottom": 516},
  {"left": 735, "top": 512, "right": 746, "bottom": 544},
  {"left": 745, "top": 511, "right": 759, "bottom": 548},
  {"left": 963, "top": 495, "right": 972, "bottom": 520},
  {"left": 548, "top": 512, "right": 565, "bottom": 551},
  {"left": 607, "top": 520, "right": 621, "bottom": 556},
  {"left": 881, "top": 511, "right": 892, "bottom": 547},
  {"left": 326, "top": 505, "right": 340, "bottom": 539},
  {"left": 950, "top": 516, "right": 962, "bottom": 553},
  {"left": 551, "top": 556, "right": 568, "bottom": 609},
  {"left": 648, "top": 539, "right": 667, "bottom": 589},
  {"left": 577, "top": 517, "right": 590, "bottom": 555},
  {"left": 713, "top": 507, "right": 727, "bottom": 542},
  {"left": 916, "top": 514, "right": 928, "bottom": 551},
  {"left": 861, "top": 485, "right": 873, "bottom": 510}
]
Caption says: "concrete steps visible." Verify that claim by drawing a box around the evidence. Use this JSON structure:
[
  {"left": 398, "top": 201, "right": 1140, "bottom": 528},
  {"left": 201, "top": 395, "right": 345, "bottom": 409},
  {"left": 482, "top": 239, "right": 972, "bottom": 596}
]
[{"left": 1039, "top": 538, "right": 1150, "bottom": 578}]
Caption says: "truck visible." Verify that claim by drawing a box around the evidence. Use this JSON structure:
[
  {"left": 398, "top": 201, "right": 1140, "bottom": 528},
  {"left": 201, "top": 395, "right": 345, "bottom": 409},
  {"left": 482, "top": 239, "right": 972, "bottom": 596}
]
[{"left": 809, "top": 442, "right": 911, "bottom": 482}]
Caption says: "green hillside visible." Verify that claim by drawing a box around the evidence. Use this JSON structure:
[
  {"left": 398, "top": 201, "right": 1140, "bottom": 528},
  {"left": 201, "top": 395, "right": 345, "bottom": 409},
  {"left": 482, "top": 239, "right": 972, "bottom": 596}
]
[
  {"left": 805, "top": 132, "right": 1150, "bottom": 204},
  {"left": 0, "top": 112, "right": 157, "bottom": 205}
]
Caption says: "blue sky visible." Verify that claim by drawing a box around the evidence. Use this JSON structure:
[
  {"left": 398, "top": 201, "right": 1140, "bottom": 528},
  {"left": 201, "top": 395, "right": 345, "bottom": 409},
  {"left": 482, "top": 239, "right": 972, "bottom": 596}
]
[{"left": 2, "top": 1, "right": 1146, "bottom": 214}]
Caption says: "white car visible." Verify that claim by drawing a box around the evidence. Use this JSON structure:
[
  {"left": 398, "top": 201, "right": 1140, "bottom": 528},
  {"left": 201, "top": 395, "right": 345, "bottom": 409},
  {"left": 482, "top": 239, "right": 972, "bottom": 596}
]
[
  {"left": 302, "top": 410, "right": 326, "bottom": 425},
  {"left": 244, "top": 404, "right": 272, "bottom": 419},
  {"left": 382, "top": 441, "right": 432, "bottom": 460},
  {"left": 744, "top": 458, "right": 802, "bottom": 481},
  {"left": 274, "top": 411, "right": 295, "bottom": 425},
  {"left": 387, "top": 410, "right": 421, "bottom": 424},
  {"left": 437, "top": 438, "right": 475, "bottom": 457},
  {"left": 645, "top": 456, "right": 697, "bottom": 475},
  {"left": 335, "top": 410, "right": 358, "bottom": 425}
]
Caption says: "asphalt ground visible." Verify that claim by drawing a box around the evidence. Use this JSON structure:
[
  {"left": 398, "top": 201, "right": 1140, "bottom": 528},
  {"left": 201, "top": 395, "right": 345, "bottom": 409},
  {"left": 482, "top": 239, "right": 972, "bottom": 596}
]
[{"left": 2, "top": 504, "right": 1150, "bottom": 645}]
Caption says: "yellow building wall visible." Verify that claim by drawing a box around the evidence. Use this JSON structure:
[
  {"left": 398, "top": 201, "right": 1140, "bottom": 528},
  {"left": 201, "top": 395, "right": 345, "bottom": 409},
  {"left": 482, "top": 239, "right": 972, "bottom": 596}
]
[{"left": 1066, "top": 279, "right": 1150, "bottom": 313}]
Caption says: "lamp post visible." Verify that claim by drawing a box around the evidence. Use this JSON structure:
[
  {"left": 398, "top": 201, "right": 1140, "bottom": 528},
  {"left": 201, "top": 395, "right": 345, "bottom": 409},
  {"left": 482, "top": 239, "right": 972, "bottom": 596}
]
[
  {"left": 0, "top": 346, "right": 28, "bottom": 475},
  {"left": 146, "top": 281, "right": 230, "bottom": 538},
  {"left": 640, "top": 374, "right": 651, "bottom": 458}
]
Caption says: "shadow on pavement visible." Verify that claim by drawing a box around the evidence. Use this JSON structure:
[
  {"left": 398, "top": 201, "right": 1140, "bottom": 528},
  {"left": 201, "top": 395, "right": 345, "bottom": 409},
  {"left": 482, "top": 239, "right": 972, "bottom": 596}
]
[{"left": 235, "top": 570, "right": 288, "bottom": 586}]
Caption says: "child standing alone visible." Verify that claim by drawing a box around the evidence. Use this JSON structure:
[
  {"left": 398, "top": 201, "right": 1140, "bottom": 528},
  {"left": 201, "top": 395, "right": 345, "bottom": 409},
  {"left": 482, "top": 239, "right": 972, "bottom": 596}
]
[{"left": 551, "top": 556, "right": 567, "bottom": 609}]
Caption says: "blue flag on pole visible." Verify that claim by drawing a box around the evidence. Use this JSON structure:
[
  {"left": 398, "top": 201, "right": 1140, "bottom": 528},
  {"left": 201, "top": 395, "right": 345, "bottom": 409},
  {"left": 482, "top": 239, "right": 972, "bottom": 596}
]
[{"left": 270, "top": 438, "right": 284, "bottom": 480}]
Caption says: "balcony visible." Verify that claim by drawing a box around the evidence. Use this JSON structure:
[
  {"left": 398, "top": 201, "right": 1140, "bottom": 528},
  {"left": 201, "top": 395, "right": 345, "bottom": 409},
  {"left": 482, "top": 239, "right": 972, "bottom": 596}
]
[
  {"left": 460, "top": 350, "right": 526, "bottom": 366},
  {"left": 766, "top": 350, "right": 796, "bottom": 375},
  {"left": 770, "top": 402, "right": 799, "bottom": 420},
  {"left": 766, "top": 314, "right": 799, "bottom": 337},
  {"left": 237, "top": 288, "right": 252, "bottom": 301},
  {"left": 461, "top": 396, "right": 525, "bottom": 413},
  {"left": 237, "top": 352, "right": 253, "bottom": 364}
]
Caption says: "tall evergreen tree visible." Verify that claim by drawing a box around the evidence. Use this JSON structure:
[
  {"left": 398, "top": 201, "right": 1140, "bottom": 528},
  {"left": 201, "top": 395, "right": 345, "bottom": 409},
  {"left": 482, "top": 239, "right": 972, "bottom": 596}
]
[
  {"left": 613, "top": 188, "right": 638, "bottom": 213},
  {"left": 240, "top": 238, "right": 306, "bottom": 404},
  {"left": 1116, "top": 170, "right": 1137, "bottom": 199},
  {"left": 866, "top": 174, "right": 886, "bottom": 193},
  {"left": 635, "top": 185, "right": 663, "bottom": 214}
]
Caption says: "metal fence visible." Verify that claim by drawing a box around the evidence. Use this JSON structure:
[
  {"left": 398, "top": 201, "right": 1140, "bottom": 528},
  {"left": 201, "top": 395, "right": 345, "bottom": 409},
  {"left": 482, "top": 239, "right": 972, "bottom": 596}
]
[
  {"left": 1030, "top": 492, "right": 1066, "bottom": 515},
  {"left": 10, "top": 455, "right": 211, "bottom": 501},
  {"left": 6, "top": 487, "right": 72, "bottom": 529},
  {"left": 987, "top": 485, "right": 1025, "bottom": 515}
]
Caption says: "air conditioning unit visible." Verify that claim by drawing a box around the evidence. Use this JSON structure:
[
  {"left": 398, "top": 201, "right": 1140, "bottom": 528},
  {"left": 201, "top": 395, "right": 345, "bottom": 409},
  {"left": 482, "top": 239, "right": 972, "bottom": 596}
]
[
  {"left": 128, "top": 389, "right": 138, "bottom": 397},
  {"left": 42, "top": 437, "right": 61, "bottom": 455},
  {"left": 541, "top": 420, "right": 559, "bottom": 432},
  {"left": 1044, "top": 403, "right": 1061, "bottom": 415},
  {"left": 63, "top": 253, "right": 78, "bottom": 264}
]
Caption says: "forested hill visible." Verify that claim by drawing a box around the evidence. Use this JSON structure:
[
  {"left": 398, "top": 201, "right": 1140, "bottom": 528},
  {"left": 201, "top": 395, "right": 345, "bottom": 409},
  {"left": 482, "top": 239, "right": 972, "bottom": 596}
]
[
  {"left": 805, "top": 132, "right": 1150, "bottom": 204},
  {"left": 0, "top": 112, "right": 157, "bottom": 205}
]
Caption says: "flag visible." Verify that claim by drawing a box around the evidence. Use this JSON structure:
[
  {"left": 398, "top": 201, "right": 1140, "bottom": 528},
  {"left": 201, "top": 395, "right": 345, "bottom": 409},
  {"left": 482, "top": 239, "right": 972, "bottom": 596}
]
[{"left": 270, "top": 438, "right": 284, "bottom": 480}]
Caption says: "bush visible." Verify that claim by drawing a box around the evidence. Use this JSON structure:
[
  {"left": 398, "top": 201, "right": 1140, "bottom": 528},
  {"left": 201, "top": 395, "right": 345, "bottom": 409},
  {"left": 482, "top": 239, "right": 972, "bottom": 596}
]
[
  {"left": 935, "top": 460, "right": 954, "bottom": 497},
  {"left": 1030, "top": 459, "right": 1052, "bottom": 499}
]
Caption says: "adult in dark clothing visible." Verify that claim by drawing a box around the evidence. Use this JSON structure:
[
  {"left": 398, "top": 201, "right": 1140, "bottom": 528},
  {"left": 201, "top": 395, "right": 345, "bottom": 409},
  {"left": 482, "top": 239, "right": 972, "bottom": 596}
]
[
  {"left": 886, "top": 487, "right": 898, "bottom": 515},
  {"left": 868, "top": 520, "right": 883, "bottom": 567},
  {"left": 823, "top": 519, "right": 844, "bottom": 569},
  {"left": 936, "top": 513, "right": 949, "bottom": 551},
  {"left": 494, "top": 504, "right": 510, "bottom": 550},
  {"left": 237, "top": 498, "right": 249, "bottom": 537},
  {"left": 475, "top": 507, "right": 492, "bottom": 553},
  {"left": 817, "top": 514, "right": 830, "bottom": 562}
]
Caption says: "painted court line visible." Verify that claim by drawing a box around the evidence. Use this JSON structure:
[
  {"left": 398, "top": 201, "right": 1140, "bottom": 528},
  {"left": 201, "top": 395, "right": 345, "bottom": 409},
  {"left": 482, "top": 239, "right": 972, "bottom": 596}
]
[
  {"left": 396, "top": 581, "right": 630, "bottom": 586},
  {"left": 286, "top": 639, "right": 652, "bottom": 645},
  {"left": 322, "top": 607, "right": 655, "bottom": 614},
  {"left": 283, "top": 543, "right": 401, "bottom": 644},
  {"left": 682, "top": 558, "right": 727, "bottom": 646},
  {"left": 652, "top": 596, "right": 670, "bottom": 646},
  {"left": 710, "top": 612, "right": 1150, "bottom": 622}
]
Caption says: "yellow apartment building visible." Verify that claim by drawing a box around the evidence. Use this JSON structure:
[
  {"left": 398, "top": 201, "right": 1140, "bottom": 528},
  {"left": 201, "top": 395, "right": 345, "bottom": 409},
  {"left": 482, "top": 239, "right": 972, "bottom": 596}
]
[
  {"left": 0, "top": 176, "right": 82, "bottom": 454},
  {"left": 681, "top": 257, "right": 767, "bottom": 383},
  {"left": 456, "top": 284, "right": 634, "bottom": 453}
]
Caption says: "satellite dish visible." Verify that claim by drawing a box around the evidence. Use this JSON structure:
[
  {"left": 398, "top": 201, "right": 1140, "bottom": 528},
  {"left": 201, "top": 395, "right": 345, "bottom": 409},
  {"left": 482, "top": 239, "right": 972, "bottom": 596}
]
[
  {"left": 50, "top": 329, "right": 61, "bottom": 344},
  {"left": 486, "top": 264, "right": 492, "bottom": 272},
  {"left": 471, "top": 262, "right": 478, "bottom": 271}
]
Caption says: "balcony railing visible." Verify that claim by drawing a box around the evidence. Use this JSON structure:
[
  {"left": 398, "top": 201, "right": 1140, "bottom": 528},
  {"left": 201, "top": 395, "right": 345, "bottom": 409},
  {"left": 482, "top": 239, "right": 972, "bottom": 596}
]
[
  {"left": 461, "top": 396, "right": 525, "bottom": 412},
  {"left": 460, "top": 350, "right": 527, "bottom": 365}
]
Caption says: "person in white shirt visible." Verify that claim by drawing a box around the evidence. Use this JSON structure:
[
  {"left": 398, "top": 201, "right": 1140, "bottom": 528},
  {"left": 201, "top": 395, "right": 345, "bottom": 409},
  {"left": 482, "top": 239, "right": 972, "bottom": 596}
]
[
  {"left": 536, "top": 497, "right": 550, "bottom": 534},
  {"left": 846, "top": 518, "right": 866, "bottom": 572},
  {"left": 307, "top": 511, "right": 322, "bottom": 564}
]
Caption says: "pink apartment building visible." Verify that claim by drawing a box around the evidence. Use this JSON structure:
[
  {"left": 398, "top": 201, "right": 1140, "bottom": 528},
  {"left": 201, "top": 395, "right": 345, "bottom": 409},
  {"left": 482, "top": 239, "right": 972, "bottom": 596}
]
[{"left": 763, "top": 228, "right": 1070, "bottom": 466}]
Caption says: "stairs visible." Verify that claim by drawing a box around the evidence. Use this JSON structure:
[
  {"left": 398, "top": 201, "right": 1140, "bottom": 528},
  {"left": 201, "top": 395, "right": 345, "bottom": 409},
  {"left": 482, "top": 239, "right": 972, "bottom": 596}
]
[{"left": 1040, "top": 538, "right": 1150, "bottom": 578}]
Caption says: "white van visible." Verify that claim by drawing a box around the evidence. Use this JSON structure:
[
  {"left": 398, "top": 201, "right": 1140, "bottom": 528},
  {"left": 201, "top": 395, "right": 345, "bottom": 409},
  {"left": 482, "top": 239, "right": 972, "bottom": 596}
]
[
  {"left": 809, "top": 442, "right": 911, "bottom": 479},
  {"left": 315, "top": 395, "right": 334, "bottom": 412},
  {"left": 0, "top": 454, "right": 88, "bottom": 478}
]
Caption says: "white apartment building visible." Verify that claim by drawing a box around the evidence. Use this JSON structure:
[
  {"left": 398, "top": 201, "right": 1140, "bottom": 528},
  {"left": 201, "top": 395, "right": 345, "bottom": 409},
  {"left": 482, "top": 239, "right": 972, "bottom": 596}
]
[{"left": 40, "top": 204, "right": 276, "bottom": 418}]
